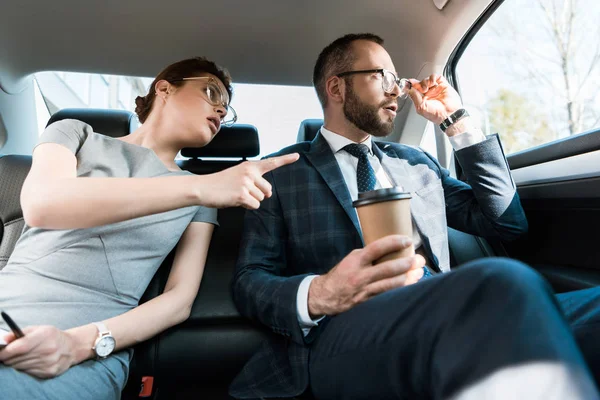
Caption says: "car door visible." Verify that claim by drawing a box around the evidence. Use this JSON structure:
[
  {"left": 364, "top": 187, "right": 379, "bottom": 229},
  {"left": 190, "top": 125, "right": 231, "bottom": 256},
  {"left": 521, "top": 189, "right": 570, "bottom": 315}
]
[{"left": 449, "top": 0, "right": 600, "bottom": 293}]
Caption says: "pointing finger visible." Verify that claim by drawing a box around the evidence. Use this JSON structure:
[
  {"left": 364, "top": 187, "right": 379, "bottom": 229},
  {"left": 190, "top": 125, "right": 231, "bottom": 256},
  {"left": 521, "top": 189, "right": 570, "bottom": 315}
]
[{"left": 257, "top": 153, "right": 300, "bottom": 175}]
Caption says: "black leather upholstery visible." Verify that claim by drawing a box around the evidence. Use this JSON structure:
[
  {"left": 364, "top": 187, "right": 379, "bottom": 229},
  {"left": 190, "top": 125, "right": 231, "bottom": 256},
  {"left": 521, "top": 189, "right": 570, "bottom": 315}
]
[
  {"left": 46, "top": 108, "right": 138, "bottom": 138},
  {"left": 447, "top": 227, "right": 493, "bottom": 267},
  {"left": 178, "top": 124, "right": 260, "bottom": 175},
  {"left": 297, "top": 118, "right": 324, "bottom": 143},
  {"left": 182, "top": 124, "right": 259, "bottom": 159},
  {"left": 0, "top": 155, "right": 31, "bottom": 270}
]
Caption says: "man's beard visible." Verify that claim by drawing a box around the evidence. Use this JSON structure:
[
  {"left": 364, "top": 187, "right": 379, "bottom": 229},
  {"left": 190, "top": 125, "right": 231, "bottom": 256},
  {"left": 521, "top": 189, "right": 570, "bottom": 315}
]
[{"left": 343, "top": 83, "right": 395, "bottom": 137}]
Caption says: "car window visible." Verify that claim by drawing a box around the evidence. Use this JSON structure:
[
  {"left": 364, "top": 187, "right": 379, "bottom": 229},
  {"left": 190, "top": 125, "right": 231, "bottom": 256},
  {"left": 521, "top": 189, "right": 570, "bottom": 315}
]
[
  {"left": 419, "top": 122, "right": 437, "bottom": 159},
  {"left": 35, "top": 72, "right": 323, "bottom": 157},
  {"left": 456, "top": 0, "right": 600, "bottom": 154}
]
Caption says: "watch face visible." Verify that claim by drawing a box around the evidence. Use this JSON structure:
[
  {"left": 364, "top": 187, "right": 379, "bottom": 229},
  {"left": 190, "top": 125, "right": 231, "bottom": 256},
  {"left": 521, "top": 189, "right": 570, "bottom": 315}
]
[{"left": 95, "top": 336, "right": 116, "bottom": 357}]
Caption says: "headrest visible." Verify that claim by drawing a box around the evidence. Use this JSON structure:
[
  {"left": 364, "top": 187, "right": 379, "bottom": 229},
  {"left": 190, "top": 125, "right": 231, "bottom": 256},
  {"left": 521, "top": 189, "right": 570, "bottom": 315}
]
[
  {"left": 181, "top": 124, "right": 259, "bottom": 159},
  {"left": 297, "top": 119, "right": 324, "bottom": 143},
  {"left": 46, "top": 108, "right": 138, "bottom": 138}
]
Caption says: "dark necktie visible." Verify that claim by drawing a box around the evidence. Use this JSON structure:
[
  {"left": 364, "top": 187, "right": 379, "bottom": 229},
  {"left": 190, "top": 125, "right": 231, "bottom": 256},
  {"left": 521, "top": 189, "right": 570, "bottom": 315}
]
[{"left": 343, "top": 143, "right": 377, "bottom": 192}]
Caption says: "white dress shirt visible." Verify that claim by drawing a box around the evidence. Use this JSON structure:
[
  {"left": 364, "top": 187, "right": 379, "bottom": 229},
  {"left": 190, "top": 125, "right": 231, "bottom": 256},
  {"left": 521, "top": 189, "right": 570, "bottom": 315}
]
[{"left": 296, "top": 125, "right": 487, "bottom": 335}]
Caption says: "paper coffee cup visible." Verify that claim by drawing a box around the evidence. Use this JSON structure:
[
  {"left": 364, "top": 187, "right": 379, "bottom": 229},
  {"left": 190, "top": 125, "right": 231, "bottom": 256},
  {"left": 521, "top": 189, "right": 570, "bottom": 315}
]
[{"left": 352, "top": 187, "right": 414, "bottom": 263}]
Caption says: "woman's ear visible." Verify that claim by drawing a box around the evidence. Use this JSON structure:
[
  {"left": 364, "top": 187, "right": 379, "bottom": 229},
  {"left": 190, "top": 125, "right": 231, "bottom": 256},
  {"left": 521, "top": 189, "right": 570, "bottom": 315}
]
[
  {"left": 326, "top": 76, "right": 345, "bottom": 105},
  {"left": 155, "top": 80, "right": 171, "bottom": 101}
]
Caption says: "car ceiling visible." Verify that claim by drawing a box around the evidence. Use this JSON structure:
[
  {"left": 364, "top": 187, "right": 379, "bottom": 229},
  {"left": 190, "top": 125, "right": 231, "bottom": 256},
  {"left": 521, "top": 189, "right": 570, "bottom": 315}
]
[{"left": 0, "top": 0, "right": 494, "bottom": 93}]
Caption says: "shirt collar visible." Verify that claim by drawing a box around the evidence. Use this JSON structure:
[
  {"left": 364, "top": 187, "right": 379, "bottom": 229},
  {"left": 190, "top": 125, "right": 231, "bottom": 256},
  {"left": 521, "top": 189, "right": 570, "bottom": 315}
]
[{"left": 320, "top": 126, "right": 374, "bottom": 155}]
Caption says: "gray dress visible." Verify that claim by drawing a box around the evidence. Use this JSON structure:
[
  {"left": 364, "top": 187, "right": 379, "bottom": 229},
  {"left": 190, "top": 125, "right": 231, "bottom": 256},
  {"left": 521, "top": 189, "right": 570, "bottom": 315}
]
[{"left": 0, "top": 119, "right": 218, "bottom": 399}]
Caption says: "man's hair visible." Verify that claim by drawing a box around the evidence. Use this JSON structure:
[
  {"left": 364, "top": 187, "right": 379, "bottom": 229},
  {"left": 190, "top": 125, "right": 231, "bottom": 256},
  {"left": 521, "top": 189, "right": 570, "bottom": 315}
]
[{"left": 312, "top": 33, "right": 384, "bottom": 108}]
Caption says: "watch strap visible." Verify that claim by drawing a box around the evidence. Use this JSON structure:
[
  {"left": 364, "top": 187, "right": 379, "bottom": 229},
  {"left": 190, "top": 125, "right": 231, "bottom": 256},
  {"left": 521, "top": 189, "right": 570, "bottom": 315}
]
[
  {"left": 92, "top": 321, "right": 114, "bottom": 359},
  {"left": 439, "top": 108, "right": 469, "bottom": 132},
  {"left": 92, "top": 321, "right": 110, "bottom": 336}
]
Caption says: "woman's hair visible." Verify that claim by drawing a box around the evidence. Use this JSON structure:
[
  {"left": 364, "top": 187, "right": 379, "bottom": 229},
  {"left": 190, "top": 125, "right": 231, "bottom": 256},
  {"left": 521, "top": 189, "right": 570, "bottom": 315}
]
[{"left": 134, "top": 57, "right": 233, "bottom": 123}]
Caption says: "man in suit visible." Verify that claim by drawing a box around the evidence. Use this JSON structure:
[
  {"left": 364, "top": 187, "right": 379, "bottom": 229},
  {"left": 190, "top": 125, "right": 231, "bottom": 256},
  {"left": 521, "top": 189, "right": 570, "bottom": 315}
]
[{"left": 230, "top": 33, "right": 599, "bottom": 399}]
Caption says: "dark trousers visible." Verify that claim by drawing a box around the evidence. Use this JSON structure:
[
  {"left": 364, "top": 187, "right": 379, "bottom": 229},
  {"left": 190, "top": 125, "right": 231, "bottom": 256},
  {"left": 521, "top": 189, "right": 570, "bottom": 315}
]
[
  {"left": 309, "top": 258, "right": 596, "bottom": 400},
  {"left": 557, "top": 286, "right": 600, "bottom": 385}
]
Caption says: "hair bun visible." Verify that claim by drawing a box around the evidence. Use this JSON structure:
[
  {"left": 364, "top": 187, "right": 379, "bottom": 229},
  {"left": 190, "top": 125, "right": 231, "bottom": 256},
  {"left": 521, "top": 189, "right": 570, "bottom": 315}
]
[{"left": 134, "top": 96, "right": 148, "bottom": 118}]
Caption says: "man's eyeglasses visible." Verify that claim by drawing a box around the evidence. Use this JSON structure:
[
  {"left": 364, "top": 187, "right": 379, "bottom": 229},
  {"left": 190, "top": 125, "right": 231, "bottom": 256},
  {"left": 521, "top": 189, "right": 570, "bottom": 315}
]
[
  {"left": 336, "top": 69, "right": 411, "bottom": 98},
  {"left": 173, "top": 76, "right": 238, "bottom": 126}
]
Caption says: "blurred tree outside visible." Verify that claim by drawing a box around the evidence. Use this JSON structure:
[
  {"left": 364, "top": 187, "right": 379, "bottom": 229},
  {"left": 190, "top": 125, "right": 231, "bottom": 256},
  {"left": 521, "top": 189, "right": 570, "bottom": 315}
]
[
  {"left": 458, "top": 0, "right": 600, "bottom": 153},
  {"left": 486, "top": 89, "right": 557, "bottom": 153},
  {"left": 487, "top": 0, "right": 600, "bottom": 137}
]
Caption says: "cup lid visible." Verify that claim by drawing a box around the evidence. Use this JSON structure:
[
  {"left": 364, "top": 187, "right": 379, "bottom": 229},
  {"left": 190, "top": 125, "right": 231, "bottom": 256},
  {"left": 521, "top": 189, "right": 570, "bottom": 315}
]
[{"left": 352, "top": 187, "right": 411, "bottom": 207}]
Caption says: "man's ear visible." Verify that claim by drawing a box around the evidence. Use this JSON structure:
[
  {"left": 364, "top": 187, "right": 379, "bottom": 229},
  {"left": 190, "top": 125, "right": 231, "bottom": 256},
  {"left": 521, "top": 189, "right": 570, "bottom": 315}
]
[{"left": 325, "top": 76, "right": 345, "bottom": 104}]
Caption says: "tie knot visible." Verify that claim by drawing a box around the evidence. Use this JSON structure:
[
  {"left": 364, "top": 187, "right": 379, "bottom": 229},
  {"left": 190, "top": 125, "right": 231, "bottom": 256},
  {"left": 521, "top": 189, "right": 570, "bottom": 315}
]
[
  {"left": 342, "top": 143, "right": 377, "bottom": 192},
  {"left": 343, "top": 143, "right": 370, "bottom": 159}
]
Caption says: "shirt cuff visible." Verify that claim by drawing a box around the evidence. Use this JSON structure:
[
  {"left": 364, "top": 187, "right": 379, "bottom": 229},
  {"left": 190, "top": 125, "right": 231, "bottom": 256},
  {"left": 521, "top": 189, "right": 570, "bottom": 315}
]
[
  {"left": 296, "top": 275, "right": 325, "bottom": 336},
  {"left": 448, "top": 129, "right": 487, "bottom": 150}
]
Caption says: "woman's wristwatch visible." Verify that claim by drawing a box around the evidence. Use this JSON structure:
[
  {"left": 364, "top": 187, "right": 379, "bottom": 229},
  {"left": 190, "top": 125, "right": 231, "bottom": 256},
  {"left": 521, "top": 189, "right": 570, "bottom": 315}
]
[
  {"left": 92, "top": 322, "right": 116, "bottom": 359},
  {"left": 439, "top": 108, "right": 470, "bottom": 132}
]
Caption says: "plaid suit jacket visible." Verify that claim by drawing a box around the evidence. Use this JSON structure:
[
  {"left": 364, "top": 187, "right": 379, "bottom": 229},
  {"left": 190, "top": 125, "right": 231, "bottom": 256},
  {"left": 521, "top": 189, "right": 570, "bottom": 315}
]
[{"left": 229, "top": 132, "right": 527, "bottom": 399}]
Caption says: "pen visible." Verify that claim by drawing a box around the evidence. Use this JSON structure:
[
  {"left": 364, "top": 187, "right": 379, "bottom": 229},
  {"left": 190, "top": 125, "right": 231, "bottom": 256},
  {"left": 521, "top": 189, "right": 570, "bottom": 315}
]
[{"left": 1, "top": 311, "right": 25, "bottom": 338}]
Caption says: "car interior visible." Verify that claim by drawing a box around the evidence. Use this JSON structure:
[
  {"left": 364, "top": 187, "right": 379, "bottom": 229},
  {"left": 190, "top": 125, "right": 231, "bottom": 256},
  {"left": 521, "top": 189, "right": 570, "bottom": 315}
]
[{"left": 1, "top": 0, "right": 599, "bottom": 398}]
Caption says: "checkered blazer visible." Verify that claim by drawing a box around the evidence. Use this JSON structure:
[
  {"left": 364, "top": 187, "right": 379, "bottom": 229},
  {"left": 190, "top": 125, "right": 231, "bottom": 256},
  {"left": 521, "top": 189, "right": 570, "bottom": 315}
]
[{"left": 229, "top": 132, "right": 527, "bottom": 399}]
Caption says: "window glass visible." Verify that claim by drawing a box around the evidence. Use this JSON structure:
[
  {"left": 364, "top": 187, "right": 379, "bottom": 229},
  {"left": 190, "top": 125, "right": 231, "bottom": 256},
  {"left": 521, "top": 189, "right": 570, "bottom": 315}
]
[
  {"left": 456, "top": 0, "right": 600, "bottom": 154},
  {"left": 89, "top": 75, "right": 109, "bottom": 108},
  {"left": 63, "top": 73, "right": 90, "bottom": 105},
  {"left": 420, "top": 122, "right": 437, "bottom": 159},
  {"left": 36, "top": 72, "right": 323, "bottom": 157},
  {"left": 117, "top": 77, "right": 132, "bottom": 109}
]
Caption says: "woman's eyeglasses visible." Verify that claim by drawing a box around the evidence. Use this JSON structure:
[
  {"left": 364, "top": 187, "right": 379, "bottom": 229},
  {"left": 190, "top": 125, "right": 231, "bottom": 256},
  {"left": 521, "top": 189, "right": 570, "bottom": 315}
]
[{"left": 174, "top": 77, "right": 238, "bottom": 126}]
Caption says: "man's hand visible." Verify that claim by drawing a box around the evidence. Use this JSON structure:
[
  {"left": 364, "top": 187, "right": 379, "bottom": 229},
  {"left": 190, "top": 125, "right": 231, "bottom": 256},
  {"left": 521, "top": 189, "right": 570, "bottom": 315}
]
[
  {"left": 407, "top": 74, "right": 463, "bottom": 126},
  {"left": 308, "top": 235, "right": 426, "bottom": 318},
  {"left": 0, "top": 326, "right": 77, "bottom": 378}
]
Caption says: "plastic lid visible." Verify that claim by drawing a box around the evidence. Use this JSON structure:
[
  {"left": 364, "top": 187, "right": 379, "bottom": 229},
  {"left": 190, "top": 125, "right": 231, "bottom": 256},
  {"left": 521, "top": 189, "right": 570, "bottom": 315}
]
[{"left": 352, "top": 187, "right": 411, "bottom": 207}]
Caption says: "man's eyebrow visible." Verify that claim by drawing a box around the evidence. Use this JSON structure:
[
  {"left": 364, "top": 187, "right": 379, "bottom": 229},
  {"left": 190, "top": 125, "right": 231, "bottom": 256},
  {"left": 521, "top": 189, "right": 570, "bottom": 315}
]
[{"left": 374, "top": 67, "right": 399, "bottom": 76}]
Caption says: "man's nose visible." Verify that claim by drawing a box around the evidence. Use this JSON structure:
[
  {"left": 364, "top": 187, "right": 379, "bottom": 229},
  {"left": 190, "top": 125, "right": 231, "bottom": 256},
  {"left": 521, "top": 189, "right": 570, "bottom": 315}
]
[{"left": 387, "top": 80, "right": 402, "bottom": 98}]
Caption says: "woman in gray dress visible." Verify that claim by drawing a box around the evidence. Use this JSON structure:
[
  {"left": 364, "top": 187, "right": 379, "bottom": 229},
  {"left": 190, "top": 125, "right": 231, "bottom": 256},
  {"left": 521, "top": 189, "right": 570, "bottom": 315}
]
[{"left": 0, "top": 57, "right": 298, "bottom": 399}]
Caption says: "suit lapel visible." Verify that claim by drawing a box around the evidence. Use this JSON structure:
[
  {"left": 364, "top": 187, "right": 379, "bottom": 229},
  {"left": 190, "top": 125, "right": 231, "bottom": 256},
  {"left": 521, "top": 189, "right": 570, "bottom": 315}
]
[{"left": 304, "top": 132, "right": 363, "bottom": 241}]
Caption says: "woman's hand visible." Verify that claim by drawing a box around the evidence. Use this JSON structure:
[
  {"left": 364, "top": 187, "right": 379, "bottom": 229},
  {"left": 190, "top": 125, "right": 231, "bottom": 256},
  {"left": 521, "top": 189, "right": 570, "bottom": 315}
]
[
  {"left": 195, "top": 153, "right": 300, "bottom": 209},
  {"left": 0, "top": 326, "right": 77, "bottom": 378}
]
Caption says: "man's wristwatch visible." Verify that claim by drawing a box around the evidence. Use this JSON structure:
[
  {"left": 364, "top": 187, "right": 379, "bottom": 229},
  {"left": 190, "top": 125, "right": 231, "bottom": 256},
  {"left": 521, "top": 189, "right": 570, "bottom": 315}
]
[
  {"left": 439, "top": 108, "right": 469, "bottom": 132},
  {"left": 92, "top": 322, "right": 116, "bottom": 359}
]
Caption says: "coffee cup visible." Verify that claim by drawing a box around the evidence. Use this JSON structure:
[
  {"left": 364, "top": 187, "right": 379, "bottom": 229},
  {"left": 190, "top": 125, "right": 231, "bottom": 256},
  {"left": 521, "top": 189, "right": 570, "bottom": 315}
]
[{"left": 352, "top": 187, "right": 414, "bottom": 263}]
